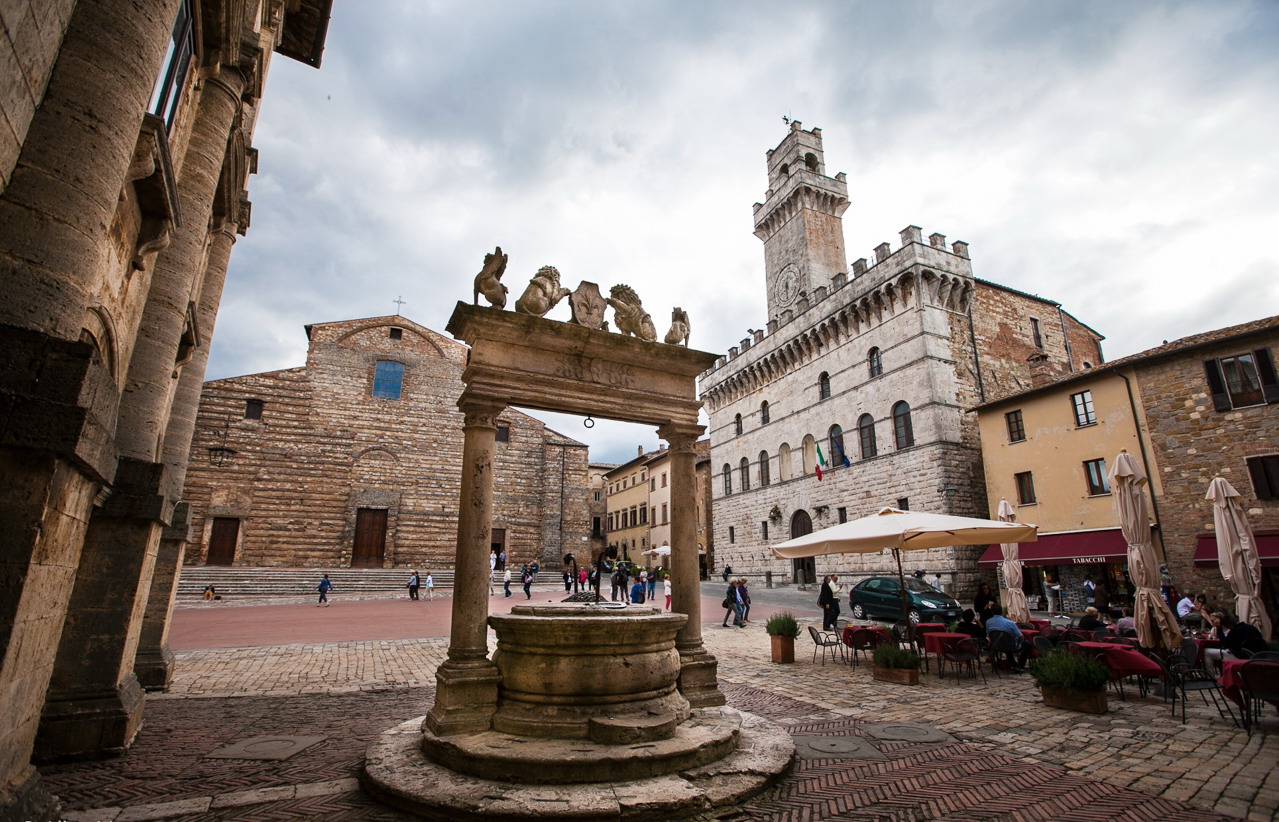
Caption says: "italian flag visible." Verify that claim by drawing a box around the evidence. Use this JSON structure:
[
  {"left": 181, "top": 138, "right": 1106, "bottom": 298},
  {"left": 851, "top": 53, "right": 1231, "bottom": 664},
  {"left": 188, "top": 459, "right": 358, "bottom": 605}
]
[{"left": 815, "top": 443, "right": 828, "bottom": 481}]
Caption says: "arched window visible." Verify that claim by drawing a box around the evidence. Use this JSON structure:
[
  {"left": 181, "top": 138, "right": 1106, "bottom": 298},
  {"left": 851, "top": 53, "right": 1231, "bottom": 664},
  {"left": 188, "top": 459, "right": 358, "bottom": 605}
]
[
  {"left": 829, "top": 425, "right": 847, "bottom": 468},
  {"left": 818, "top": 372, "right": 831, "bottom": 400},
  {"left": 760, "top": 401, "right": 770, "bottom": 425},
  {"left": 868, "top": 347, "right": 883, "bottom": 378},
  {"left": 721, "top": 464, "right": 732, "bottom": 495},
  {"left": 778, "top": 443, "right": 793, "bottom": 482},
  {"left": 804, "top": 152, "right": 819, "bottom": 171},
  {"left": 372, "top": 360, "right": 404, "bottom": 399},
  {"left": 858, "top": 413, "right": 877, "bottom": 458},
  {"left": 893, "top": 401, "right": 914, "bottom": 449},
  {"left": 734, "top": 413, "right": 743, "bottom": 436},
  {"left": 801, "top": 434, "right": 817, "bottom": 475},
  {"left": 758, "top": 451, "right": 771, "bottom": 486},
  {"left": 739, "top": 457, "right": 751, "bottom": 492}
]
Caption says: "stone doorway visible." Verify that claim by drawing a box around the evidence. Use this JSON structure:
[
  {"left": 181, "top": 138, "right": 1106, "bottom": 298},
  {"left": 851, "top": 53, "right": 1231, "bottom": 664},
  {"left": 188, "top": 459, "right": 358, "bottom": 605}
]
[
  {"left": 207, "top": 517, "right": 239, "bottom": 565},
  {"left": 352, "top": 508, "right": 387, "bottom": 567}
]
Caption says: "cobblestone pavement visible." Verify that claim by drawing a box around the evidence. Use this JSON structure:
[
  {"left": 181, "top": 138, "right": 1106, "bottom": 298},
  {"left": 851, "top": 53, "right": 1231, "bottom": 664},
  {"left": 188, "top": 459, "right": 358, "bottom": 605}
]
[{"left": 39, "top": 613, "right": 1279, "bottom": 822}]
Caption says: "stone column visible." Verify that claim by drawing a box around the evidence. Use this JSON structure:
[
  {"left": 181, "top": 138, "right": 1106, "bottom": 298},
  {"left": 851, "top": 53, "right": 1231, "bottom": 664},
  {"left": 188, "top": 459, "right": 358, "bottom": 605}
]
[
  {"left": 135, "top": 217, "right": 239, "bottom": 690},
  {"left": 0, "top": 1, "right": 179, "bottom": 815},
  {"left": 424, "top": 400, "right": 506, "bottom": 736},
  {"left": 660, "top": 422, "right": 724, "bottom": 708}
]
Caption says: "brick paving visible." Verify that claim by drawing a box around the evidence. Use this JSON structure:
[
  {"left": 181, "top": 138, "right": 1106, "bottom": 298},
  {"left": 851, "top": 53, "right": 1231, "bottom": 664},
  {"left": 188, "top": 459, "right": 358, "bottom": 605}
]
[{"left": 37, "top": 600, "right": 1279, "bottom": 822}]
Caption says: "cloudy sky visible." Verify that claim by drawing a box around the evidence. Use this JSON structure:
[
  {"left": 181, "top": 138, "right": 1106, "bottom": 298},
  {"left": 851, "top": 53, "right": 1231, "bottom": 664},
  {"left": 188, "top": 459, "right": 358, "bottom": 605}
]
[{"left": 208, "top": 0, "right": 1279, "bottom": 464}]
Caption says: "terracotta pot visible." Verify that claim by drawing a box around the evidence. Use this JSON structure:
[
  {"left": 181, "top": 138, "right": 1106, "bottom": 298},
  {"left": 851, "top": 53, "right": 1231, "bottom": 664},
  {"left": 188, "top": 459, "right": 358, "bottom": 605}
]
[
  {"left": 872, "top": 664, "right": 920, "bottom": 686},
  {"left": 1040, "top": 686, "right": 1108, "bottom": 714},
  {"left": 770, "top": 635, "right": 795, "bottom": 664}
]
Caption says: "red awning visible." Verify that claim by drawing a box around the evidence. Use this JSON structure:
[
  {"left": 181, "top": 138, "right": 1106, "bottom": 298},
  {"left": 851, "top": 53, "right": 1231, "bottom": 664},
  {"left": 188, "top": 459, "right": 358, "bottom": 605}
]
[
  {"left": 1193, "top": 531, "right": 1279, "bottom": 568},
  {"left": 978, "top": 529, "right": 1129, "bottom": 567}
]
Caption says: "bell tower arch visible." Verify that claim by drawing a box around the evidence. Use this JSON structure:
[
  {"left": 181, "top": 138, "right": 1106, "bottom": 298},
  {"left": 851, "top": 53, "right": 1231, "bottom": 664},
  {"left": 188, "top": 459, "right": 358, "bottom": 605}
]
[{"left": 752, "top": 122, "right": 850, "bottom": 324}]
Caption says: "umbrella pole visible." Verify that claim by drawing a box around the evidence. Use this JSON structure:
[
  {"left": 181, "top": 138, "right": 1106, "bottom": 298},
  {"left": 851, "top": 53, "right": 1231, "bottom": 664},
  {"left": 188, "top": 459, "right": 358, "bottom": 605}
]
[{"left": 895, "top": 547, "right": 909, "bottom": 625}]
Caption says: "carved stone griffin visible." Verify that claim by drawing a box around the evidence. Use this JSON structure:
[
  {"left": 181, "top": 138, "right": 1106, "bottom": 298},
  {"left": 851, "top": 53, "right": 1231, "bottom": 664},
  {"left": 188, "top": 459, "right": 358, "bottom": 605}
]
[
  {"left": 514, "top": 265, "right": 571, "bottom": 317},
  {"left": 605, "top": 284, "right": 657, "bottom": 342},
  {"left": 473, "top": 246, "right": 509, "bottom": 308},
  {"left": 664, "top": 307, "right": 690, "bottom": 346}
]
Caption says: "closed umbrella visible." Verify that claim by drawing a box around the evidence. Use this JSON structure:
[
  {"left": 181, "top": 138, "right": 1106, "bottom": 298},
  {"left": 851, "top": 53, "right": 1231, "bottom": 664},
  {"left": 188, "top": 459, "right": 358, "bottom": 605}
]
[
  {"left": 1108, "top": 451, "right": 1180, "bottom": 650},
  {"left": 773, "top": 507, "right": 1038, "bottom": 623},
  {"left": 997, "top": 499, "right": 1032, "bottom": 623},
  {"left": 1206, "top": 477, "right": 1272, "bottom": 640}
]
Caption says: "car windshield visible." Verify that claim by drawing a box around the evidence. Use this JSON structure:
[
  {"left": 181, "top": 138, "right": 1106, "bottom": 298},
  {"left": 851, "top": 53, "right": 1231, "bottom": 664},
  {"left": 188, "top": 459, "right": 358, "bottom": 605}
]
[{"left": 903, "top": 578, "right": 939, "bottom": 593}]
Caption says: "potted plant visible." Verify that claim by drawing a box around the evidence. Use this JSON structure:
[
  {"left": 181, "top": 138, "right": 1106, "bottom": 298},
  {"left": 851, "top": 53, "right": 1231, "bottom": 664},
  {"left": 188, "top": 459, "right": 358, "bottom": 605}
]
[
  {"left": 764, "top": 612, "right": 800, "bottom": 663},
  {"left": 871, "top": 643, "right": 921, "bottom": 685},
  {"left": 1028, "top": 650, "right": 1109, "bottom": 714}
]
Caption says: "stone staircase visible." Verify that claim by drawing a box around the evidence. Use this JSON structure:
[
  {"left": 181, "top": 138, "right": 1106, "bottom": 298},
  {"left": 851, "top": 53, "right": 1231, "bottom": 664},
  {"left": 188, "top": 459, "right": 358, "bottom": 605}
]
[{"left": 175, "top": 567, "right": 456, "bottom": 600}]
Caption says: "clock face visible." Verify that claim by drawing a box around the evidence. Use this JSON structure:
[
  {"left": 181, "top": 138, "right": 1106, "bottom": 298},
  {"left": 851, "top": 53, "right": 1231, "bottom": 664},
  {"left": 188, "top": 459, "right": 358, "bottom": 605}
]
[{"left": 776, "top": 266, "right": 801, "bottom": 306}]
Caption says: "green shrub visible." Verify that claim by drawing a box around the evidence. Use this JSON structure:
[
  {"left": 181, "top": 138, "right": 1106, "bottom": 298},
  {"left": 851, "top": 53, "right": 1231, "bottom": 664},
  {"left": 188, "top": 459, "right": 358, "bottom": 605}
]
[
  {"left": 872, "top": 643, "right": 921, "bottom": 670},
  {"left": 1028, "top": 650, "right": 1108, "bottom": 692},
  {"left": 765, "top": 612, "right": 800, "bottom": 638}
]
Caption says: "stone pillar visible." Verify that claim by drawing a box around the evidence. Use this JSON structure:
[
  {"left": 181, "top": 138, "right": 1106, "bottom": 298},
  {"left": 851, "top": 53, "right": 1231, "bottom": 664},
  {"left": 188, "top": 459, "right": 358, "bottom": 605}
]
[
  {"left": 0, "top": 1, "right": 179, "bottom": 815},
  {"left": 424, "top": 401, "right": 506, "bottom": 736},
  {"left": 659, "top": 422, "right": 725, "bottom": 708},
  {"left": 135, "top": 217, "right": 239, "bottom": 690},
  {"left": 35, "top": 458, "right": 168, "bottom": 761}
]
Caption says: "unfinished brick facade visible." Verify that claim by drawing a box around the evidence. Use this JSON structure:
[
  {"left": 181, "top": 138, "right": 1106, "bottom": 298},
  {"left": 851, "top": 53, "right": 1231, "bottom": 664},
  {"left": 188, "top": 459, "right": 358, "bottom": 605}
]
[
  {"left": 701, "top": 124, "right": 1105, "bottom": 600},
  {"left": 181, "top": 316, "right": 590, "bottom": 572}
]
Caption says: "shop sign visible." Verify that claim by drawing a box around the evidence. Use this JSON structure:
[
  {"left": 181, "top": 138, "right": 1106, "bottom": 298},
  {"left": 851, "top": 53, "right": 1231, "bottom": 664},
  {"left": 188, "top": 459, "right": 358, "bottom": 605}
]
[{"left": 1071, "top": 556, "right": 1107, "bottom": 564}]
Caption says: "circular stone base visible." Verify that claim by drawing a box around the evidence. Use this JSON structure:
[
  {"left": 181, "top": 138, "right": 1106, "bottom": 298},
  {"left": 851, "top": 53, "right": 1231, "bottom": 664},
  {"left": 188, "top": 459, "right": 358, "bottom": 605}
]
[{"left": 362, "top": 708, "right": 794, "bottom": 821}]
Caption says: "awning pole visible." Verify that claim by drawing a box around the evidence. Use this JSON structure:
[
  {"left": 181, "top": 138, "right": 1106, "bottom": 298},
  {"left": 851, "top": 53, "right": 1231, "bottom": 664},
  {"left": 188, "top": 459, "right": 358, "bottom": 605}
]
[{"left": 895, "top": 547, "right": 909, "bottom": 625}]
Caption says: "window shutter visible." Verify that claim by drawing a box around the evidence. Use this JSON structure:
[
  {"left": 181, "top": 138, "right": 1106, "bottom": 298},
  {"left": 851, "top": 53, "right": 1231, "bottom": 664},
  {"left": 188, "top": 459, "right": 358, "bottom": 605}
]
[
  {"left": 1254, "top": 348, "right": 1279, "bottom": 404},
  {"left": 1247, "top": 456, "right": 1275, "bottom": 500},
  {"left": 1203, "top": 359, "right": 1231, "bottom": 411}
]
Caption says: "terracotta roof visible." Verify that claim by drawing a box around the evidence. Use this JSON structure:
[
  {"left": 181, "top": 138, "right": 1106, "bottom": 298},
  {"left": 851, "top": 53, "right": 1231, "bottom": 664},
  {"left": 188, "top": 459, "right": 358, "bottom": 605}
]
[{"left": 971, "top": 314, "right": 1279, "bottom": 411}]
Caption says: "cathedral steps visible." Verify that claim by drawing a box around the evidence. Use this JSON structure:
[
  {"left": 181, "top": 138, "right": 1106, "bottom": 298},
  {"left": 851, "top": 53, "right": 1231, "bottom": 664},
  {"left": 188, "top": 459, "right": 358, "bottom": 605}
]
[{"left": 174, "top": 566, "right": 564, "bottom": 599}]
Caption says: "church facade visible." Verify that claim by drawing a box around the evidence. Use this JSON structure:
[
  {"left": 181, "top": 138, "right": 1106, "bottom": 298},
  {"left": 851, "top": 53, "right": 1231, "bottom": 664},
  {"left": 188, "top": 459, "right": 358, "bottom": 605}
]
[
  {"left": 700, "top": 123, "right": 1105, "bottom": 598},
  {"left": 181, "top": 315, "right": 592, "bottom": 571}
]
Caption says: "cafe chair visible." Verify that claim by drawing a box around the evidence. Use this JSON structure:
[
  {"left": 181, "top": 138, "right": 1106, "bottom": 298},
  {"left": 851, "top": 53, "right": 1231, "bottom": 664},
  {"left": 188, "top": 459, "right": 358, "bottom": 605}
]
[
  {"left": 1155, "top": 655, "right": 1237, "bottom": 725},
  {"left": 808, "top": 624, "right": 844, "bottom": 666},
  {"left": 846, "top": 627, "right": 884, "bottom": 668},
  {"left": 1240, "top": 660, "right": 1279, "bottom": 736},
  {"left": 942, "top": 637, "right": 986, "bottom": 684},
  {"left": 986, "top": 630, "right": 1020, "bottom": 677},
  {"left": 1033, "top": 636, "right": 1055, "bottom": 659}
]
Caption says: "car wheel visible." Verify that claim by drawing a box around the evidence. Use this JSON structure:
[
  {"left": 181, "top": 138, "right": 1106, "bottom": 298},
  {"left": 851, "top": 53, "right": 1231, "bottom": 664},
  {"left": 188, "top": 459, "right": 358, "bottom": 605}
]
[
  {"left": 908, "top": 609, "right": 921, "bottom": 624},
  {"left": 851, "top": 603, "right": 866, "bottom": 619}
]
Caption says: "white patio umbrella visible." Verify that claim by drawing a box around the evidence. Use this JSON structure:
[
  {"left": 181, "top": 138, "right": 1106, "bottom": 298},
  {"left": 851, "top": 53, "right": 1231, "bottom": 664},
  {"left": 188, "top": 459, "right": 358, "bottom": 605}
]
[
  {"left": 772, "top": 507, "right": 1038, "bottom": 623},
  {"left": 1108, "top": 450, "right": 1180, "bottom": 650},
  {"left": 1206, "top": 477, "right": 1272, "bottom": 640},
  {"left": 997, "top": 499, "right": 1032, "bottom": 623}
]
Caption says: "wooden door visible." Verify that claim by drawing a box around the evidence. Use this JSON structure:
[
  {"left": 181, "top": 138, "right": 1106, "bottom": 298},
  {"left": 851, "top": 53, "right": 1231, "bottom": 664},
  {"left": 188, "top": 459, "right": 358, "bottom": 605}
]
[
  {"left": 490, "top": 527, "right": 506, "bottom": 563},
  {"left": 352, "top": 508, "right": 387, "bottom": 567},
  {"left": 790, "top": 510, "right": 815, "bottom": 584},
  {"left": 207, "top": 517, "right": 239, "bottom": 565}
]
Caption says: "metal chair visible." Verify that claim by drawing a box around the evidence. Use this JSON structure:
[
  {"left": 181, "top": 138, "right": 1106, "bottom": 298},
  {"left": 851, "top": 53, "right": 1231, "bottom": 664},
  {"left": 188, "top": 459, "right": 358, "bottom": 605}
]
[
  {"left": 1061, "top": 629, "right": 1092, "bottom": 643},
  {"left": 1179, "top": 638, "right": 1200, "bottom": 668},
  {"left": 986, "top": 630, "right": 1021, "bottom": 676},
  {"left": 942, "top": 637, "right": 986, "bottom": 684},
  {"left": 845, "top": 627, "right": 884, "bottom": 667},
  {"left": 1033, "top": 636, "right": 1055, "bottom": 659},
  {"left": 892, "top": 621, "right": 925, "bottom": 671},
  {"left": 1154, "top": 656, "right": 1237, "bottom": 725},
  {"left": 808, "top": 624, "right": 844, "bottom": 666},
  {"left": 1239, "top": 660, "right": 1279, "bottom": 735},
  {"left": 1092, "top": 627, "right": 1110, "bottom": 641}
]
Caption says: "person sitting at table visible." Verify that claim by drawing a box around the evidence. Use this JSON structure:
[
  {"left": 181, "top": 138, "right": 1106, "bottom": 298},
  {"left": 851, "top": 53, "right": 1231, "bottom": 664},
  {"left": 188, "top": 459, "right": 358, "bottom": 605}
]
[
  {"left": 955, "top": 608, "right": 985, "bottom": 640},
  {"left": 984, "top": 604, "right": 1032, "bottom": 672},
  {"left": 973, "top": 582, "right": 998, "bottom": 624},
  {"left": 1202, "top": 612, "right": 1265, "bottom": 674},
  {"left": 1176, "top": 592, "right": 1197, "bottom": 619},
  {"left": 1077, "top": 606, "right": 1106, "bottom": 632},
  {"left": 1114, "top": 607, "right": 1136, "bottom": 635}
]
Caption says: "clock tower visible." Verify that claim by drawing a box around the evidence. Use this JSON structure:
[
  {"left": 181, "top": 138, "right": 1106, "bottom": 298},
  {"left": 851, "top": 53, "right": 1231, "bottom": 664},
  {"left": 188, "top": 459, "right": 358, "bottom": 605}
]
[{"left": 752, "top": 122, "right": 850, "bottom": 325}]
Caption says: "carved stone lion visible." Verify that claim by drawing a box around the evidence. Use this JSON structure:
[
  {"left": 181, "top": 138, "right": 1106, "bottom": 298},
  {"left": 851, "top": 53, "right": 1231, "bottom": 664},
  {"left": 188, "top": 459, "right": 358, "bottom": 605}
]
[
  {"left": 606, "top": 284, "right": 657, "bottom": 342},
  {"left": 664, "top": 307, "right": 690, "bottom": 346},
  {"left": 515, "top": 265, "right": 571, "bottom": 317},
  {"left": 473, "top": 246, "right": 509, "bottom": 308}
]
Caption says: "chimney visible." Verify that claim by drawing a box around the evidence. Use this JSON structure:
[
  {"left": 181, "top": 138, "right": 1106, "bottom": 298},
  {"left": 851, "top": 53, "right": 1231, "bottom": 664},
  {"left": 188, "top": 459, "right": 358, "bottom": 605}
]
[
  {"left": 928, "top": 232, "right": 947, "bottom": 250},
  {"left": 874, "top": 243, "right": 891, "bottom": 264},
  {"left": 852, "top": 258, "right": 868, "bottom": 276},
  {"left": 1027, "top": 352, "right": 1052, "bottom": 387},
  {"left": 637, "top": 445, "right": 644, "bottom": 457},
  {"left": 952, "top": 241, "right": 970, "bottom": 259},
  {"left": 900, "top": 226, "right": 923, "bottom": 245}
]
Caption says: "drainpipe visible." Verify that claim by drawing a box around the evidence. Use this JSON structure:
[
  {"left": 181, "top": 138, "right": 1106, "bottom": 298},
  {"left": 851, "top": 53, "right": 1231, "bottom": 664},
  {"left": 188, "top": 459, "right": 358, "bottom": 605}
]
[{"left": 1115, "top": 370, "right": 1162, "bottom": 535}]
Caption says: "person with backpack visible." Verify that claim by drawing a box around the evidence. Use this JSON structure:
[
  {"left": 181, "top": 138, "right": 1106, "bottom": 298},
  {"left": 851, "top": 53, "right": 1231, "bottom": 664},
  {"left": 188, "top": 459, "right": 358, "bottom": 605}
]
[
  {"left": 630, "top": 577, "right": 646, "bottom": 604},
  {"left": 316, "top": 574, "right": 333, "bottom": 607},
  {"left": 522, "top": 565, "right": 533, "bottom": 599}
]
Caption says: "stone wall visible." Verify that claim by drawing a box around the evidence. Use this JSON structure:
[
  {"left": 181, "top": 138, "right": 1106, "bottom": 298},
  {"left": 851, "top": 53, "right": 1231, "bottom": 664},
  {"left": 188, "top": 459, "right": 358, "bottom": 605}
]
[
  {"left": 181, "top": 316, "right": 590, "bottom": 571},
  {"left": 1134, "top": 328, "right": 1279, "bottom": 605}
]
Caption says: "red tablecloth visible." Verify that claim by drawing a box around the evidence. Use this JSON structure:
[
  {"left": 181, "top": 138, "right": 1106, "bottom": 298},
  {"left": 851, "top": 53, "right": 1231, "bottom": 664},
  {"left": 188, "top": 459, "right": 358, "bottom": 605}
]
[
  {"left": 1194, "top": 637, "right": 1222, "bottom": 666},
  {"left": 842, "top": 625, "right": 891, "bottom": 646},
  {"left": 1019, "top": 628, "right": 1041, "bottom": 642},
  {"left": 1029, "top": 619, "right": 1051, "bottom": 631},
  {"left": 1218, "top": 659, "right": 1279, "bottom": 709},
  {"left": 914, "top": 623, "right": 947, "bottom": 635},
  {"left": 1074, "top": 642, "right": 1162, "bottom": 678},
  {"left": 922, "top": 632, "right": 969, "bottom": 656}
]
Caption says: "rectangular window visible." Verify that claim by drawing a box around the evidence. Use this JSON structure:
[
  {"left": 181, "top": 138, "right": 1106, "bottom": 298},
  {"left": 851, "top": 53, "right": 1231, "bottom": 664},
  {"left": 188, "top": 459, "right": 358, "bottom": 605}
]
[
  {"left": 661, "top": 472, "right": 667, "bottom": 487},
  {"left": 838, "top": 507, "right": 847, "bottom": 523},
  {"left": 1015, "top": 471, "right": 1037, "bottom": 505},
  {"left": 1005, "top": 409, "right": 1025, "bottom": 442},
  {"left": 1070, "top": 390, "right": 1096, "bottom": 426},
  {"left": 1030, "top": 318, "right": 1043, "bottom": 348},
  {"left": 640, "top": 506, "right": 649, "bottom": 525},
  {"left": 495, "top": 425, "right": 510, "bottom": 443},
  {"left": 389, "top": 327, "right": 403, "bottom": 340},
  {"left": 593, "top": 490, "right": 601, "bottom": 502},
  {"left": 372, "top": 361, "right": 404, "bottom": 399},
  {"left": 1248, "top": 455, "right": 1279, "bottom": 500},
  {"left": 244, "top": 399, "right": 263, "bottom": 420},
  {"left": 1083, "top": 458, "right": 1110, "bottom": 496},
  {"left": 661, "top": 503, "right": 668, "bottom": 523},
  {"left": 728, "top": 526, "right": 735, "bottom": 544},
  {"left": 608, "top": 513, "right": 614, "bottom": 531},
  {"left": 592, "top": 517, "right": 603, "bottom": 537},
  {"left": 147, "top": 0, "right": 194, "bottom": 130},
  {"left": 650, "top": 478, "right": 656, "bottom": 491},
  {"left": 896, "top": 497, "right": 909, "bottom": 511},
  {"left": 1205, "top": 351, "right": 1278, "bottom": 410},
  {"left": 762, "top": 521, "right": 769, "bottom": 540}
]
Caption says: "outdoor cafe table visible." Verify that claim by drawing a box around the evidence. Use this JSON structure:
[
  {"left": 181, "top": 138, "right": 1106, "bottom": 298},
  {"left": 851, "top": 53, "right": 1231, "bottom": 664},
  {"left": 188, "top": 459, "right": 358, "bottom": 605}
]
[
  {"left": 914, "top": 623, "right": 947, "bottom": 635},
  {"left": 1073, "top": 641, "right": 1162, "bottom": 679},
  {"left": 1218, "top": 659, "right": 1279, "bottom": 710},
  {"left": 1029, "top": 619, "right": 1051, "bottom": 631},
  {"left": 842, "top": 625, "right": 892, "bottom": 645},
  {"left": 1194, "top": 637, "right": 1222, "bottom": 666}
]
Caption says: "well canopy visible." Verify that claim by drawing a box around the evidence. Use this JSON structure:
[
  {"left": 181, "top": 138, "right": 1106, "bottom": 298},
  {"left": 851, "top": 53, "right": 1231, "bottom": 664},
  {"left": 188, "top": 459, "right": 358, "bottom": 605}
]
[{"left": 772, "top": 507, "right": 1038, "bottom": 559}]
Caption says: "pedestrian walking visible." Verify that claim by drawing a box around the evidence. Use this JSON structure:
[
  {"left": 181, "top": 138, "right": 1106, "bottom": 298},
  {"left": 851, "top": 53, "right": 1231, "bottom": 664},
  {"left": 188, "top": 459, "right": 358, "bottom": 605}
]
[
  {"left": 423, "top": 571, "right": 434, "bottom": 600},
  {"left": 316, "top": 574, "right": 333, "bottom": 607},
  {"left": 407, "top": 570, "right": 420, "bottom": 600},
  {"left": 630, "top": 577, "right": 646, "bottom": 604},
  {"left": 503, "top": 567, "right": 512, "bottom": 597},
  {"left": 664, "top": 575, "right": 672, "bottom": 610},
  {"left": 738, "top": 577, "right": 753, "bottom": 623},
  {"left": 563, "top": 569, "right": 572, "bottom": 591},
  {"left": 522, "top": 566, "right": 533, "bottom": 599},
  {"left": 647, "top": 571, "right": 657, "bottom": 601},
  {"left": 490, "top": 551, "right": 497, "bottom": 572}
]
